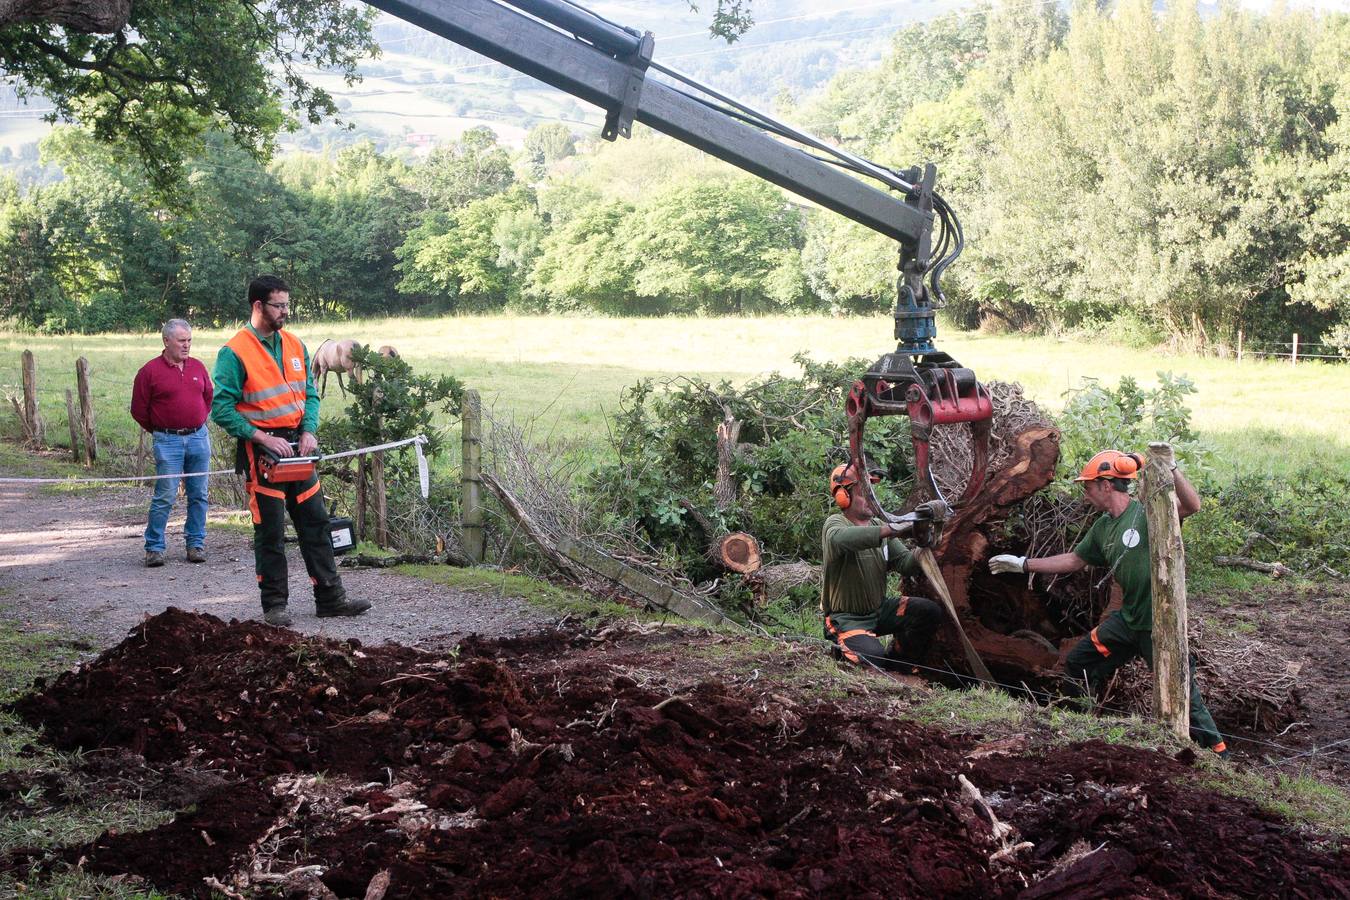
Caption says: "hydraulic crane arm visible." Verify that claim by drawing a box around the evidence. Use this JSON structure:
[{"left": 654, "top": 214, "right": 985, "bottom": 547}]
[
  {"left": 363, "top": 0, "right": 931, "bottom": 246},
  {"left": 363, "top": 0, "right": 993, "bottom": 524}
]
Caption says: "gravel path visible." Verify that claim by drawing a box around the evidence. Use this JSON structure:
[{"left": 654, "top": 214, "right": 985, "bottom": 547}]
[{"left": 0, "top": 480, "right": 556, "bottom": 653}]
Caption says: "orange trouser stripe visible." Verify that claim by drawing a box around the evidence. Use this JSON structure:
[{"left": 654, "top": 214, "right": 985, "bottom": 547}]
[
  {"left": 243, "top": 442, "right": 285, "bottom": 521},
  {"left": 1090, "top": 627, "right": 1110, "bottom": 658},
  {"left": 825, "top": 616, "right": 876, "bottom": 665},
  {"left": 296, "top": 481, "right": 322, "bottom": 505}
]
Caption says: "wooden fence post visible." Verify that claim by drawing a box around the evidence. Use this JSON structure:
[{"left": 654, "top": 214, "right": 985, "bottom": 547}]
[
  {"left": 371, "top": 452, "right": 389, "bottom": 547},
  {"left": 1141, "top": 441, "right": 1190, "bottom": 740},
  {"left": 351, "top": 366, "right": 367, "bottom": 541},
  {"left": 21, "top": 349, "right": 44, "bottom": 446},
  {"left": 1236, "top": 329, "right": 1243, "bottom": 363},
  {"left": 370, "top": 410, "right": 389, "bottom": 547},
  {"left": 1291, "top": 333, "right": 1299, "bottom": 366},
  {"left": 136, "top": 430, "right": 148, "bottom": 476},
  {"left": 64, "top": 389, "right": 81, "bottom": 462},
  {"left": 461, "top": 389, "right": 484, "bottom": 563},
  {"left": 355, "top": 456, "right": 368, "bottom": 542},
  {"left": 75, "top": 357, "right": 96, "bottom": 464}
]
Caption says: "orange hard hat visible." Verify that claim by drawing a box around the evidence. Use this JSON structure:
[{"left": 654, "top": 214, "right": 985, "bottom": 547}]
[
  {"left": 829, "top": 463, "right": 854, "bottom": 491},
  {"left": 829, "top": 461, "right": 882, "bottom": 489},
  {"left": 830, "top": 462, "right": 881, "bottom": 509},
  {"left": 1074, "top": 449, "right": 1145, "bottom": 482}
]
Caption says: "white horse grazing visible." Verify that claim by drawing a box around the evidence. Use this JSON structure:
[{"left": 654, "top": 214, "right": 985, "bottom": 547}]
[{"left": 311, "top": 338, "right": 360, "bottom": 398}]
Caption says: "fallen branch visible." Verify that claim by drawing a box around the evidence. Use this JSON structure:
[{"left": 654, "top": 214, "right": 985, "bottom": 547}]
[
  {"left": 482, "top": 470, "right": 729, "bottom": 624},
  {"left": 481, "top": 472, "right": 588, "bottom": 582},
  {"left": 365, "top": 870, "right": 393, "bottom": 900},
  {"left": 957, "top": 774, "right": 1033, "bottom": 865},
  {"left": 203, "top": 877, "right": 247, "bottom": 900},
  {"left": 1214, "top": 556, "right": 1294, "bottom": 578}
]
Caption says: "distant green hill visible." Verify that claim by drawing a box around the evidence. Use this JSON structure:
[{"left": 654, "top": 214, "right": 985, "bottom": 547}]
[{"left": 0, "top": 0, "right": 972, "bottom": 160}]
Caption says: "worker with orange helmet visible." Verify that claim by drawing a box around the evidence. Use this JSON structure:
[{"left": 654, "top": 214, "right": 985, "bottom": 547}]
[
  {"left": 989, "top": 450, "right": 1228, "bottom": 758},
  {"left": 820, "top": 460, "right": 943, "bottom": 675}
]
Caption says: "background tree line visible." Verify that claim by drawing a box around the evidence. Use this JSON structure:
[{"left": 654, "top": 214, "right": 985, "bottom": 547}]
[{"left": 0, "top": 0, "right": 1346, "bottom": 352}]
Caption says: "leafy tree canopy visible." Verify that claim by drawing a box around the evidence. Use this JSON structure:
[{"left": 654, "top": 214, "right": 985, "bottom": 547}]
[{"left": 0, "top": 0, "right": 378, "bottom": 192}]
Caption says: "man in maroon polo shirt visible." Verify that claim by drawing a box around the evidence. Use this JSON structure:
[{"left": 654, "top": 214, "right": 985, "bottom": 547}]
[{"left": 130, "top": 319, "right": 214, "bottom": 567}]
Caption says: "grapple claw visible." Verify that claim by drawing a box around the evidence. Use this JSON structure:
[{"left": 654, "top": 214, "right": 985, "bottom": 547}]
[{"left": 846, "top": 351, "right": 992, "bottom": 523}]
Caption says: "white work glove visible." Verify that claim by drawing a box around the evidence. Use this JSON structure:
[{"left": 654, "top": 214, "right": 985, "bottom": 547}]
[{"left": 988, "top": 554, "right": 1026, "bottom": 575}]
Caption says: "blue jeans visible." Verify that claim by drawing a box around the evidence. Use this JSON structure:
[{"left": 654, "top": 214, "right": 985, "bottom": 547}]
[{"left": 144, "top": 426, "right": 211, "bottom": 553}]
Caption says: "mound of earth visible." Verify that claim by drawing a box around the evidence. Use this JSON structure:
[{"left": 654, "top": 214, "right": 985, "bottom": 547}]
[{"left": 5, "top": 609, "right": 1348, "bottom": 898}]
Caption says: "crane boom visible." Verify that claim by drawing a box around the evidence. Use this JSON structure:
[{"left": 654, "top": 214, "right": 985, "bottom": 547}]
[
  {"left": 362, "top": 0, "right": 932, "bottom": 247},
  {"left": 363, "top": 0, "right": 993, "bottom": 520}
]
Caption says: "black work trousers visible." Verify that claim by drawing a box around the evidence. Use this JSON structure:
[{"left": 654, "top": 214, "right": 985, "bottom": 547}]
[
  {"left": 243, "top": 440, "right": 345, "bottom": 613},
  {"left": 823, "top": 595, "right": 942, "bottom": 673}
]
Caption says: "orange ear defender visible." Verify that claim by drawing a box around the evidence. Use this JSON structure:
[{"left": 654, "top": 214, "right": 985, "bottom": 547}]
[
  {"left": 830, "top": 464, "right": 853, "bottom": 509},
  {"left": 829, "top": 463, "right": 881, "bottom": 510}
]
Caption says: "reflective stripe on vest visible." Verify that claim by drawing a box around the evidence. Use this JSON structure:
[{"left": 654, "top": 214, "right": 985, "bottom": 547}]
[{"left": 226, "top": 328, "right": 308, "bottom": 429}]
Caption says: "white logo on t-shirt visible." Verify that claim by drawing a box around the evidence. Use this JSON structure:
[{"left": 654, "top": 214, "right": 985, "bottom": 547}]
[{"left": 1121, "top": 528, "right": 1141, "bottom": 548}]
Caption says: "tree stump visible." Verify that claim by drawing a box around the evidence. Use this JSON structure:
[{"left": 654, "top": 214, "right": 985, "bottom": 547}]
[
  {"left": 921, "top": 423, "right": 1063, "bottom": 673},
  {"left": 713, "top": 413, "right": 740, "bottom": 512}
]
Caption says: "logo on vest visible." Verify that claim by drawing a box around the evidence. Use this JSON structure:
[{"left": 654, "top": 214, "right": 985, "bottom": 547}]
[
  {"left": 291, "top": 358, "right": 302, "bottom": 371},
  {"left": 1121, "top": 528, "right": 1141, "bottom": 549}
]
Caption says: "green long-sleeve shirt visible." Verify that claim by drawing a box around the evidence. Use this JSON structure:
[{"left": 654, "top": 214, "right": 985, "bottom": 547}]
[
  {"left": 210, "top": 324, "right": 320, "bottom": 440},
  {"left": 820, "top": 512, "right": 921, "bottom": 615}
]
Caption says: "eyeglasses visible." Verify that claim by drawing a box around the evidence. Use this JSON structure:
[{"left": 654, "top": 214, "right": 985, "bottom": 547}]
[{"left": 263, "top": 302, "right": 291, "bottom": 312}]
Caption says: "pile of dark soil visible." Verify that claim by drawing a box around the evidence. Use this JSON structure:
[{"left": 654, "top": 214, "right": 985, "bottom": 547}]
[{"left": 5, "top": 609, "right": 1348, "bottom": 898}]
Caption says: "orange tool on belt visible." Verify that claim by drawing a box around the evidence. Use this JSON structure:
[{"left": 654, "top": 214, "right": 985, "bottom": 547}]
[{"left": 259, "top": 448, "right": 320, "bottom": 484}]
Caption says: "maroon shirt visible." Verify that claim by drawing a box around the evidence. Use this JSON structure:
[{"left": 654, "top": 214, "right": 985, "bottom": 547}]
[{"left": 130, "top": 355, "right": 214, "bottom": 431}]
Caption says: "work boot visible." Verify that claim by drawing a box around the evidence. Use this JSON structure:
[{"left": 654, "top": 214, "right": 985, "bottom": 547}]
[
  {"left": 1212, "top": 741, "right": 1232, "bottom": 761},
  {"left": 144, "top": 551, "right": 165, "bottom": 568},
  {"left": 186, "top": 547, "right": 207, "bottom": 564},
  {"left": 316, "top": 597, "right": 372, "bottom": 618},
  {"left": 263, "top": 606, "right": 294, "bottom": 627}
]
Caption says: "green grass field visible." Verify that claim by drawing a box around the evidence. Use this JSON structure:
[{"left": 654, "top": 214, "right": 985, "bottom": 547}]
[{"left": 1, "top": 314, "right": 1347, "bottom": 478}]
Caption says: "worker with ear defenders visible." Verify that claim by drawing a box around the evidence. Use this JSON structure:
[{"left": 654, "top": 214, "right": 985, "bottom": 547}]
[
  {"left": 820, "top": 460, "right": 943, "bottom": 674},
  {"left": 988, "top": 449, "right": 1229, "bottom": 758}
]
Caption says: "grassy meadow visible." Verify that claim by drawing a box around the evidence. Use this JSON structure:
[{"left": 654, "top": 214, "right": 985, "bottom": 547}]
[{"left": 1, "top": 314, "right": 1347, "bottom": 479}]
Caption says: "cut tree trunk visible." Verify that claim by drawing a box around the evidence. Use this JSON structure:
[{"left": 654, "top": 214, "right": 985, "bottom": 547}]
[
  {"left": 922, "top": 424, "right": 1063, "bottom": 674},
  {"left": 712, "top": 532, "right": 761, "bottom": 574},
  {"left": 676, "top": 498, "right": 762, "bottom": 577},
  {"left": 747, "top": 561, "right": 818, "bottom": 603}
]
